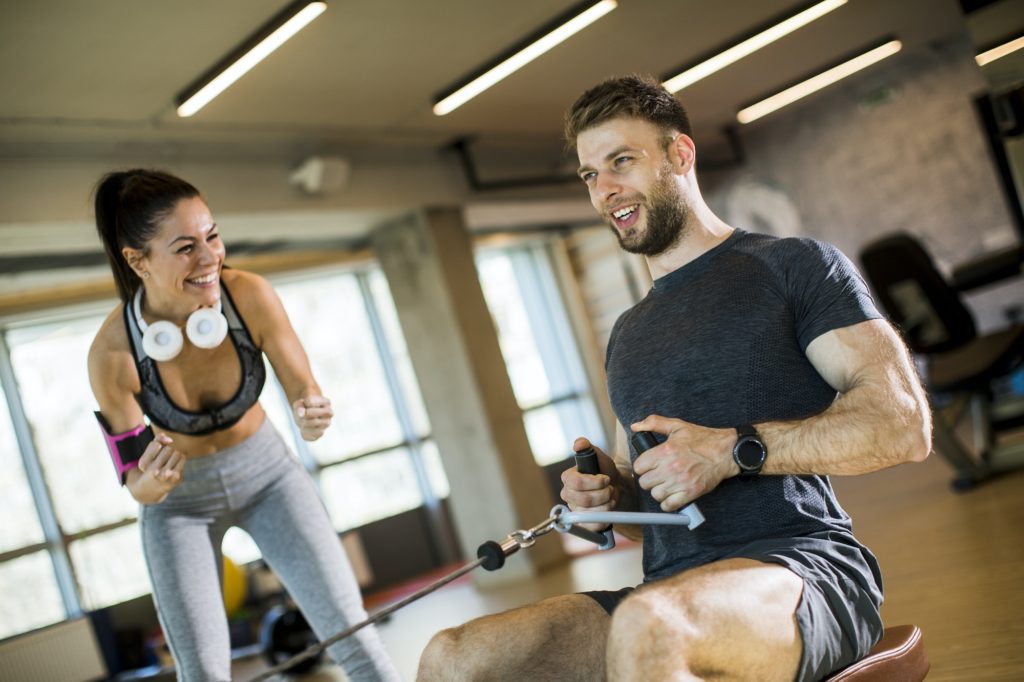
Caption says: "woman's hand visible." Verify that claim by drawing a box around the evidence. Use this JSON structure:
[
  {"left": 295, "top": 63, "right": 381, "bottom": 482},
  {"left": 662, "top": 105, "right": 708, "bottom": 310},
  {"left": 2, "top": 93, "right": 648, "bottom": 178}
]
[
  {"left": 130, "top": 435, "right": 186, "bottom": 504},
  {"left": 293, "top": 395, "right": 333, "bottom": 441}
]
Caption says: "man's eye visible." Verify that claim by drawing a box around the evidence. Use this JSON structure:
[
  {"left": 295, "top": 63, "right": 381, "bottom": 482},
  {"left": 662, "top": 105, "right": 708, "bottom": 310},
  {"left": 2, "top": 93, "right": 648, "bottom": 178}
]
[
  {"left": 581, "top": 172, "right": 596, "bottom": 183},
  {"left": 614, "top": 156, "right": 631, "bottom": 166},
  {"left": 207, "top": 232, "right": 219, "bottom": 242}
]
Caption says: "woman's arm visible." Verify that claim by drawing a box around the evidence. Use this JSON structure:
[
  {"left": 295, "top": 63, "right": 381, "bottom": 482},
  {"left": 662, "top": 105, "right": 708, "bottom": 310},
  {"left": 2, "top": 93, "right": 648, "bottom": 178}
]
[
  {"left": 87, "top": 312, "right": 185, "bottom": 504},
  {"left": 230, "top": 271, "right": 333, "bottom": 441}
]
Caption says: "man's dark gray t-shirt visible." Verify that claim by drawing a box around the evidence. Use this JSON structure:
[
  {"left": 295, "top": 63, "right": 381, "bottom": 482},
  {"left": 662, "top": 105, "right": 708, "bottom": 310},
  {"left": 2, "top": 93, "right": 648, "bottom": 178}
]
[{"left": 605, "top": 228, "right": 883, "bottom": 597}]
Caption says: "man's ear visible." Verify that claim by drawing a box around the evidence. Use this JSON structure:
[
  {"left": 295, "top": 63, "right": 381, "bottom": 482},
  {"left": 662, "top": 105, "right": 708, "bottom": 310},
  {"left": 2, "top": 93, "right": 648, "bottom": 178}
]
[{"left": 667, "top": 133, "right": 696, "bottom": 174}]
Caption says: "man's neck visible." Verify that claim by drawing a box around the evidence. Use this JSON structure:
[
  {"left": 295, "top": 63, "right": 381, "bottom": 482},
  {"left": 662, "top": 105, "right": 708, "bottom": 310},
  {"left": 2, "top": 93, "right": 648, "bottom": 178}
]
[{"left": 646, "top": 206, "right": 735, "bottom": 279}]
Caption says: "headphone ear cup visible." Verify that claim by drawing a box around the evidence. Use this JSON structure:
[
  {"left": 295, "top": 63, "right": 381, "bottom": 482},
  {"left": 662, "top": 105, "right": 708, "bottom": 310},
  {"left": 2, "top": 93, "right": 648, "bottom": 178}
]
[
  {"left": 142, "top": 321, "right": 184, "bottom": 361},
  {"left": 186, "top": 307, "right": 228, "bottom": 349}
]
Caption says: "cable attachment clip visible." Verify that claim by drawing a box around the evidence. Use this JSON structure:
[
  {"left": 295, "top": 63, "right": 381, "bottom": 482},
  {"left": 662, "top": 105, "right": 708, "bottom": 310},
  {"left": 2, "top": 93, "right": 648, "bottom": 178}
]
[{"left": 476, "top": 514, "right": 560, "bottom": 572}]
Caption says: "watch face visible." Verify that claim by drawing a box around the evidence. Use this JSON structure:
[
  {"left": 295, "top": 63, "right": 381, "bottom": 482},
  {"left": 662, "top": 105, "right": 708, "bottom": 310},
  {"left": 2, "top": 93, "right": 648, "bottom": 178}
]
[{"left": 735, "top": 438, "right": 766, "bottom": 470}]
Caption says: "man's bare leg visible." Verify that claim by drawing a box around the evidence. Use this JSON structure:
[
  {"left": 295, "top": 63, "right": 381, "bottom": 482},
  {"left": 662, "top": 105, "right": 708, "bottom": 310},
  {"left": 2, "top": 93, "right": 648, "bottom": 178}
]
[
  {"left": 607, "top": 558, "right": 804, "bottom": 681},
  {"left": 417, "top": 593, "right": 610, "bottom": 682}
]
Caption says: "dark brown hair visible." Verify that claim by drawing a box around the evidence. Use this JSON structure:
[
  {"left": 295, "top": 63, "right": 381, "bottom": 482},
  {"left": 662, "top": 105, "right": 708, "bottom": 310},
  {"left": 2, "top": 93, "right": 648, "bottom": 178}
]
[
  {"left": 93, "top": 169, "right": 201, "bottom": 302},
  {"left": 564, "top": 74, "right": 693, "bottom": 149}
]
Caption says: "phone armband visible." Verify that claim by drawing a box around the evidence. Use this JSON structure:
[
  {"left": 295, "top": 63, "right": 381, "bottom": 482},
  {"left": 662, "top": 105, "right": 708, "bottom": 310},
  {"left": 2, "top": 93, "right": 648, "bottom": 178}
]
[{"left": 95, "top": 412, "right": 154, "bottom": 485}]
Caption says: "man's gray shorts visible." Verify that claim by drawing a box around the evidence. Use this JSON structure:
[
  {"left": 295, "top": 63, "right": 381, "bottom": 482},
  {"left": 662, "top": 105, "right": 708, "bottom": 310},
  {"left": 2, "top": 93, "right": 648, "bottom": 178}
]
[{"left": 581, "top": 533, "right": 883, "bottom": 681}]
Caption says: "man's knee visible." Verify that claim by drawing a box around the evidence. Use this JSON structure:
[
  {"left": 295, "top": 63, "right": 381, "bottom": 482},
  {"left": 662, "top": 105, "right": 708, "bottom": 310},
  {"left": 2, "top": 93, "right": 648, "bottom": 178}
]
[
  {"left": 418, "top": 626, "right": 472, "bottom": 681},
  {"left": 610, "top": 586, "right": 702, "bottom": 650},
  {"left": 607, "top": 563, "right": 803, "bottom": 678}
]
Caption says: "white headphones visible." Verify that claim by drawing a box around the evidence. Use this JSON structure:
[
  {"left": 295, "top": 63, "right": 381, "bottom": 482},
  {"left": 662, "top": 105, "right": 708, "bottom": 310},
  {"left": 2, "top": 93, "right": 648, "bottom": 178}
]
[{"left": 133, "top": 287, "right": 229, "bottom": 362}]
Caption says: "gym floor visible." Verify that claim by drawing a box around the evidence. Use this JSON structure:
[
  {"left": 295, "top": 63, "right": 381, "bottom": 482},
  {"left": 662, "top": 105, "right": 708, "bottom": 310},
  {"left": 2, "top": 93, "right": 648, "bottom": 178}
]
[{"left": 234, "top": 450, "right": 1024, "bottom": 681}]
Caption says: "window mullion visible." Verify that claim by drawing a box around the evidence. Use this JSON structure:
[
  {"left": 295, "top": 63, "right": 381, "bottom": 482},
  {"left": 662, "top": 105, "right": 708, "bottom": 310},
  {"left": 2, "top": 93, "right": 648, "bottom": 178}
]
[
  {"left": 509, "top": 247, "right": 578, "bottom": 396},
  {"left": 508, "top": 246, "right": 606, "bottom": 449},
  {"left": 267, "top": 366, "right": 319, "bottom": 472},
  {"left": 0, "top": 333, "right": 81, "bottom": 617},
  {"left": 357, "top": 272, "right": 458, "bottom": 563},
  {"left": 356, "top": 274, "right": 432, "bottom": 485}
]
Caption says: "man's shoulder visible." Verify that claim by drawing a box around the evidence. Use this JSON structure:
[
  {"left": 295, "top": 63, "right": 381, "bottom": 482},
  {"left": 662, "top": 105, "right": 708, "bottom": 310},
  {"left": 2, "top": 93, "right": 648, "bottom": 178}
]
[{"left": 733, "top": 230, "right": 847, "bottom": 270}]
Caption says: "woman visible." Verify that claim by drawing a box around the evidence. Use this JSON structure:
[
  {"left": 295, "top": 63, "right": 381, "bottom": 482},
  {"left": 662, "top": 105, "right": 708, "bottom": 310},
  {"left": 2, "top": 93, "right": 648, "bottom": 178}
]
[{"left": 87, "top": 169, "right": 400, "bottom": 682}]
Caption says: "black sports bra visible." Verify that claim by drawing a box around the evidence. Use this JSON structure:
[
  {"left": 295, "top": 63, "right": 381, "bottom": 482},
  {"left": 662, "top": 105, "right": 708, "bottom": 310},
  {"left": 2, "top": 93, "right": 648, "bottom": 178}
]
[{"left": 123, "top": 281, "right": 266, "bottom": 435}]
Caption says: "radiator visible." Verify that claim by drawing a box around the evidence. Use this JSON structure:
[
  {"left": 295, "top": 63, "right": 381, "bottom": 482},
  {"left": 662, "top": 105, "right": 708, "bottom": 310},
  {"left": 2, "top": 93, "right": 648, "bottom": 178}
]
[{"left": 0, "top": 617, "right": 107, "bottom": 682}]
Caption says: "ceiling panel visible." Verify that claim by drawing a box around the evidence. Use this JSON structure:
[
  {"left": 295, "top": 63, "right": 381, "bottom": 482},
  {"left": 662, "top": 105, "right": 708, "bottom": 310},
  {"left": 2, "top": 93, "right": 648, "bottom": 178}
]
[{"left": 0, "top": 0, "right": 982, "bottom": 163}]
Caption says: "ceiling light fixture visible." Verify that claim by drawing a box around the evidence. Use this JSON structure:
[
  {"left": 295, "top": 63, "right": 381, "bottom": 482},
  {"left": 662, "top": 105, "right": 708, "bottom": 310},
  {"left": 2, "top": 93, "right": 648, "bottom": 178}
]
[
  {"left": 176, "top": 0, "right": 327, "bottom": 118},
  {"left": 976, "top": 35, "right": 1024, "bottom": 66},
  {"left": 737, "top": 38, "right": 902, "bottom": 124},
  {"left": 662, "top": 0, "right": 848, "bottom": 93},
  {"left": 433, "top": 0, "right": 617, "bottom": 116}
]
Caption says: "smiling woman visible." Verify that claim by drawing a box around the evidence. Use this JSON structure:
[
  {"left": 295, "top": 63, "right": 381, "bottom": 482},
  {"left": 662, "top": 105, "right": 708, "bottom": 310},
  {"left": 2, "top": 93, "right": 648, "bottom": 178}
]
[{"left": 86, "top": 169, "right": 401, "bottom": 682}]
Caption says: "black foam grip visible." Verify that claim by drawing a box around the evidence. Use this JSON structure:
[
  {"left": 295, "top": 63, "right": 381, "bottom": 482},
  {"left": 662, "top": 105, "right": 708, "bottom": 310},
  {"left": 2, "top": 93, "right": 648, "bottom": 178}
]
[
  {"left": 574, "top": 446, "right": 600, "bottom": 475},
  {"left": 630, "top": 431, "right": 659, "bottom": 455},
  {"left": 476, "top": 540, "right": 506, "bottom": 571}
]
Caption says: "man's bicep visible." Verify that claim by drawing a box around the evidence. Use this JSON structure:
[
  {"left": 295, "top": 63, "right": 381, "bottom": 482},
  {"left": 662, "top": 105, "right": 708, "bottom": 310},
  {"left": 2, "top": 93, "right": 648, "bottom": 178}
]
[{"left": 805, "top": 319, "right": 906, "bottom": 393}]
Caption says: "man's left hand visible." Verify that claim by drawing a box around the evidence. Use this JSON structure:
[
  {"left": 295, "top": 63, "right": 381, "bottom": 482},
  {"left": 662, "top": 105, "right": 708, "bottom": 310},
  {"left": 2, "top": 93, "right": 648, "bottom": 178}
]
[{"left": 630, "top": 414, "right": 737, "bottom": 512}]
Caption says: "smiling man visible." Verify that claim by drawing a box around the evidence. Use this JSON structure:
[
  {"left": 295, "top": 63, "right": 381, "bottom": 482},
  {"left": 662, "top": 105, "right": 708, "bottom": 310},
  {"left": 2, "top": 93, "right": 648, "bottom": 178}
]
[{"left": 416, "top": 75, "right": 932, "bottom": 682}]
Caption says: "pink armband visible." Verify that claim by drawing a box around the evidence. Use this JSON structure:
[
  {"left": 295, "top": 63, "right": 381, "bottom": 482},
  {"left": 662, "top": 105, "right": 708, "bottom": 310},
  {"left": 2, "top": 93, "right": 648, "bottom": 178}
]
[{"left": 95, "top": 412, "right": 154, "bottom": 485}]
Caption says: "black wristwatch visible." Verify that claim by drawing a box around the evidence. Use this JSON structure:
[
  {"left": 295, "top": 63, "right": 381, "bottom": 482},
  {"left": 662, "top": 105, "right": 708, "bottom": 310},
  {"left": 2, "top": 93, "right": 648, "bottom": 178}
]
[{"left": 733, "top": 425, "right": 767, "bottom": 477}]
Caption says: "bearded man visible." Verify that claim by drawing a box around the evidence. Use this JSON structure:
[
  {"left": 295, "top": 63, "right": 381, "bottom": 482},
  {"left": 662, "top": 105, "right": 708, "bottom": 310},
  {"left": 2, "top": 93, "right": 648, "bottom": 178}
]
[{"left": 417, "top": 74, "right": 931, "bottom": 682}]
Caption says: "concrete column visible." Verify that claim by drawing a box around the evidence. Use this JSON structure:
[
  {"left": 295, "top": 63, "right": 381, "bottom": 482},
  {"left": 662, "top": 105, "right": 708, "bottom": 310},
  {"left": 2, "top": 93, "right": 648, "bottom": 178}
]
[{"left": 373, "top": 207, "right": 567, "bottom": 584}]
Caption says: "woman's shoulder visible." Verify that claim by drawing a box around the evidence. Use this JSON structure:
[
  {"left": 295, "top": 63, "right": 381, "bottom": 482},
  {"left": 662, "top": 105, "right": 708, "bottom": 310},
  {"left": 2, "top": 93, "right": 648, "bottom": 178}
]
[
  {"left": 90, "top": 303, "right": 129, "bottom": 356},
  {"left": 220, "top": 268, "right": 281, "bottom": 345},
  {"left": 221, "top": 268, "right": 274, "bottom": 301},
  {"left": 88, "top": 303, "right": 139, "bottom": 394}
]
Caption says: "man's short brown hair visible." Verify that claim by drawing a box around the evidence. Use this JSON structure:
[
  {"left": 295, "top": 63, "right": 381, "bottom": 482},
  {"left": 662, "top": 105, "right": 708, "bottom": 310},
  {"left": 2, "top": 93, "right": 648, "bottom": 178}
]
[{"left": 564, "top": 74, "right": 692, "bottom": 149}]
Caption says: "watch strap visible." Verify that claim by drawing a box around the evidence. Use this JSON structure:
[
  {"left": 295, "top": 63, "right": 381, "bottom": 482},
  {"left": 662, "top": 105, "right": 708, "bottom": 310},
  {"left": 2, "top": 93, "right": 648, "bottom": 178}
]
[
  {"left": 736, "top": 424, "right": 758, "bottom": 439},
  {"left": 733, "top": 424, "right": 766, "bottom": 476}
]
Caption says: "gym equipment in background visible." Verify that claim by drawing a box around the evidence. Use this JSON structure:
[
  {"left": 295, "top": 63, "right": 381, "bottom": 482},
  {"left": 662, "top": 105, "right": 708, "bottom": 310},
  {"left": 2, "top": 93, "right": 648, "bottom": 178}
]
[{"left": 860, "top": 232, "right": 1024, "bottom": 489}]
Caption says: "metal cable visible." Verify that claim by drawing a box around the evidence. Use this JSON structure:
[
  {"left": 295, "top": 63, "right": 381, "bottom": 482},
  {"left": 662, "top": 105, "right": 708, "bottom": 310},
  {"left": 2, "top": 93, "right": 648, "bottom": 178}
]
[
  {"left": 247, "top": 506, "right": 697, "bottom": 680},
  {"left": 248, "top": 557, "right": 486, "bottom": 681}
]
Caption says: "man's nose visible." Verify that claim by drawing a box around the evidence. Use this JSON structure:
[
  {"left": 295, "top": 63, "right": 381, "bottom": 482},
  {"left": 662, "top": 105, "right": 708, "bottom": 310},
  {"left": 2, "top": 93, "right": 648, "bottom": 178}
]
[{"left": 595, "top": 174, "right": 621, "bottom": 204}]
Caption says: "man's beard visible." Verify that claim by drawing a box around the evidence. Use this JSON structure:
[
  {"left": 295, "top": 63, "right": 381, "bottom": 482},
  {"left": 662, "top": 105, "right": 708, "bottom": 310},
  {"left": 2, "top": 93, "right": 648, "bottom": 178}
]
[{"left": 610, "top": 166, "right": 689, "bottom": 256}]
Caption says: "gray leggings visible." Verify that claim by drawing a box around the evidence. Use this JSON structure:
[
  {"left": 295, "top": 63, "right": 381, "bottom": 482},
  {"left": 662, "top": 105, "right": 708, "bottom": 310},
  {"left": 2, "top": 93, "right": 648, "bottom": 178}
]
[{"left": 139, "top": 418, "right": 400, "bottom": 682}]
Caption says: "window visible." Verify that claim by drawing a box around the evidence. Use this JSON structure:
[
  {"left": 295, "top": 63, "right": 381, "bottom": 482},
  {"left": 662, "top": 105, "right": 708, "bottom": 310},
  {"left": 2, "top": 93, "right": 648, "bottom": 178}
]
[
  {"left": 272, "top": 266, "right": 446, "bottom": 532},
  {"left": 7, "top": 315, "right": 135, "bottom": 534},
  {"left": 477, "top": 243, "right": 605, "bottom": 465},
  {"left": 0, "top": 379, "right": 44, "bottom": 555},
  {"left": 4, "top": 310, "right": 148, "bottom": 617},
  {"left": 276, "top": 273, "right": 403, "bottom": 462},
  {"left": 0, "top": 552, "right": 65, "bottom": 640},
  {"left": 0, "top": 369, "right": 65, "bottom": 639}
]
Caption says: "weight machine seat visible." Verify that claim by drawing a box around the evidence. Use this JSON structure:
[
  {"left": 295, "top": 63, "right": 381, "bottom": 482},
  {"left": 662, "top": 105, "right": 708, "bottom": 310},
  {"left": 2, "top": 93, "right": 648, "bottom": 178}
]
[{"left": 824, "top": 624, "right": 929, "bottom": 682}]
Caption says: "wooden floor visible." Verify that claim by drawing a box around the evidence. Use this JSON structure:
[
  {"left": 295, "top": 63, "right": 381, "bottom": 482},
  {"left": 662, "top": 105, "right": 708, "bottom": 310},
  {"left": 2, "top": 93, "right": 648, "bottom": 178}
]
[
  {"left": 236, "top": 452, "right": 1024, "bottom": 681},
  {"left": 830, "top": 452, "right": 1024, "bottom": 681}
]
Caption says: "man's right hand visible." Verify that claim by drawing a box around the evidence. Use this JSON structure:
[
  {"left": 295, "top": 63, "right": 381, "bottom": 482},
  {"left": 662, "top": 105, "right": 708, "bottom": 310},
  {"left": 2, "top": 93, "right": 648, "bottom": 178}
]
[
  {"left": 129, "top": 435, "right": 186, "bottom": 504},
  {"left": 561, "top": 437, "right": 620, "bottom": 531}
]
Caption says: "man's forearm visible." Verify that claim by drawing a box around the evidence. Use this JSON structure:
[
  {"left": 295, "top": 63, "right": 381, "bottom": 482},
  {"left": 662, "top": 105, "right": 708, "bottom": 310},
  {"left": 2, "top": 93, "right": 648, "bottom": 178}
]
[{"left": 758, "top": 372, "right": 930, "bottom": 476}]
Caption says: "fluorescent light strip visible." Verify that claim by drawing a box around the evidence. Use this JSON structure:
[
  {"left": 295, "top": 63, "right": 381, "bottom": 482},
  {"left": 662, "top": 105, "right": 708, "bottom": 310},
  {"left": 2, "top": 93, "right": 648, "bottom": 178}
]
[
  {"left": 976, "top": 35, "right": 1024, "bottom": 66},
  {"left": 663, "top": 0, "right": 847, "bottom": 93},
  {"left": 433, "top": 0, "right": 617, "bottom": 116},
  {"left": 177, "top": 2, "right": 327, "bottom": 117},
  {"left": 737, "top": 39, "right": 902, "bottom": 124}
]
